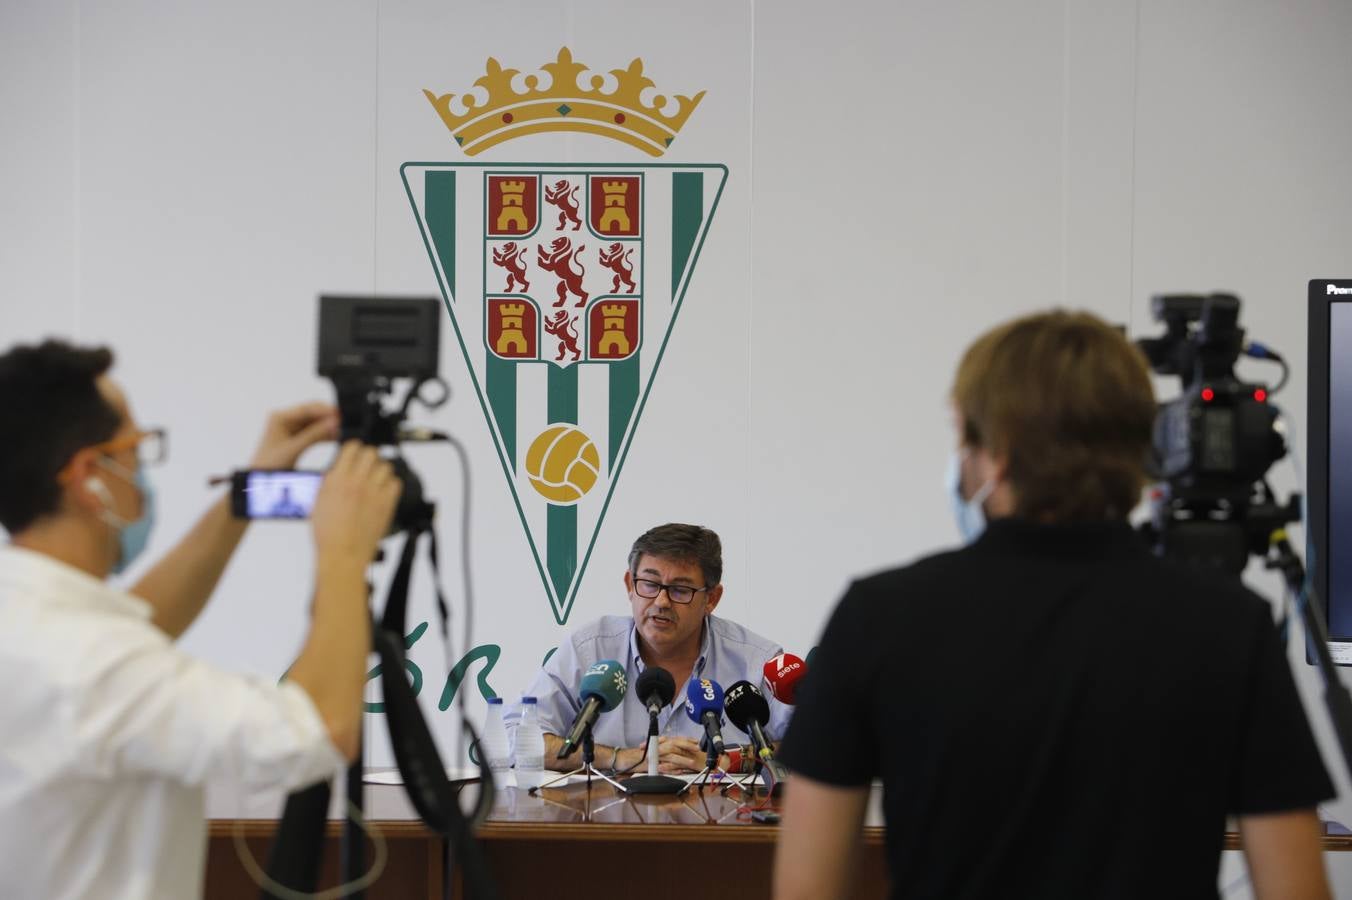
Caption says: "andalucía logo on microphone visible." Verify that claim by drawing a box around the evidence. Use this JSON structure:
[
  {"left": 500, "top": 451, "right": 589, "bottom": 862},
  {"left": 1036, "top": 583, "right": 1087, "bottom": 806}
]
[{"left": 404, "top": 47, "right": 726, "bottom": 625}]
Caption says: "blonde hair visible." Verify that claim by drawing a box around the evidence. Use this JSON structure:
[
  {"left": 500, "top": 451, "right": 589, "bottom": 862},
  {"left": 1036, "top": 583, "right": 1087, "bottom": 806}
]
[{"left": 951, "top": 310, "right": 1156, "bottom": 522}]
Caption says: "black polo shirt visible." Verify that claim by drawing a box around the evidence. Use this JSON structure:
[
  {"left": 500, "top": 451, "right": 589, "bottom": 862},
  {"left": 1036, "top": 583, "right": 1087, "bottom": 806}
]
[{"left": 780, "top": 518, "right": 1334, "bottom": 899}]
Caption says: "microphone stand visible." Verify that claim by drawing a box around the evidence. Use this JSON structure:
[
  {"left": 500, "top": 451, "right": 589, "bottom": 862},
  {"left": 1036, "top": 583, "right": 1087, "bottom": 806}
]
[
  {"left": 724, "top": 754, "right": 788, "bottom": 800},
  {"left": 533, "top": 731, "right": 629, "bottom": 794},
  {"left": 722, "top": 759, "right": 759, "bottom": 798},
  {"left": 678, "top": 738, "right": 730, "bottom": 795},
  {"left": 623, "top": 708, "right": 685, "bottom": 794}
]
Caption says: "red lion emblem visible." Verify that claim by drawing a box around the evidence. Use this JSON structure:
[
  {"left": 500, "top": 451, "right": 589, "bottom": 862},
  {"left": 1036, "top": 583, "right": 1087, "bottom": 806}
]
[
  {"left": 543, "top": 310, "right": 581, "bottom": 362},
  {"left": 537, "top": 237, "right": 589, "bottom": 308},
  {"left": 597, "top": 243, "right": 636, "bottom": 294},
  {"left": 491, "top": 241, "right": 530, "bottom": 293},
  {"left": 544, "top": 179, "right": 582, "bottom": 231}
]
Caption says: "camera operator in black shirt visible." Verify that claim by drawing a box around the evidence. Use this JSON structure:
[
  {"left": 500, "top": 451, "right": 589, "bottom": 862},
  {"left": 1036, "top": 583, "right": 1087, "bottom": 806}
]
[{"left": 776, "top": 310, "right": 1334, "bottom": 899}]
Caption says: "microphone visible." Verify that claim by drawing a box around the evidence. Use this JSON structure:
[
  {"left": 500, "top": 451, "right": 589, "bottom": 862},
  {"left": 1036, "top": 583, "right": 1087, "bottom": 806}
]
[
  {"left": 725, "top": 679, "right": 790, "bottom": 793},
  {"left": 557, "top": 659, "right": 627, "bottom": 758},
  {"left": 635, "top": 667, "right": 676, "bottom": 779},
  {"left": 724, "top": 680, "right": 775, "bottom": 762},
  {"left": 636, "top": 666, "right": 676, "bottom": 718},
  {"left": 762, "top": 652, "right": 808, "bottom": 705},
  {"left": 635, "top": 662, "right": 673, "bottom": 772},
  {"left": 684, "top": 678, "right": 725, "bottom": 755}
]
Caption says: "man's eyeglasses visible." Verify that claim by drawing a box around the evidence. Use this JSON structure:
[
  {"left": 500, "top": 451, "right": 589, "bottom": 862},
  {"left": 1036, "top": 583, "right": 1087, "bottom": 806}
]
[
  {"left": 631, "top": 576, "right": 710, "bottom": 605},
  {"left": 59, "top": 428, "right": 168, "bottom": 483},
  {"left": 92, "top": 428, "right": 168, "bottom": 467}
]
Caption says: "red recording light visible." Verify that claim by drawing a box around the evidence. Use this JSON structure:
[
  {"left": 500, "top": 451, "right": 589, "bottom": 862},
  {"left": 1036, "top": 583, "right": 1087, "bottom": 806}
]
[
  {"left": 1254, "top": 388, "right": 1267, "bottom": 403},
  {"left": 1201, "top": 387, "right": 1215, "bottom": 402}
]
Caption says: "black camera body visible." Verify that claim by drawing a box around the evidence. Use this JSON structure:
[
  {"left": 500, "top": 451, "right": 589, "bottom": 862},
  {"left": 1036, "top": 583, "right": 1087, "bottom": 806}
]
[
  {"left": 229, "top": 296, "right": 445, "bottom": 533},
  {"left": 317, "top": 295, "right": 442, "bottom": 446},
  {"left": 1139, "top": 294, "right": 1284, "bottom": 488},
  {"left": 1137, "top": 293, "right": 1298, "bottom": 572},
  {"left": 1151, "top": 375, "right": 1285, "bottom": 487},
  {"left": 317, "top": 295, "right": 445, "bottom": 534}
]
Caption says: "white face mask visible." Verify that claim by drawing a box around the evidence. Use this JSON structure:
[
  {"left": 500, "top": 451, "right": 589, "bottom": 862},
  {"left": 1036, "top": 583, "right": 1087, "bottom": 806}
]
[{"left": 945, "top": 450, "right": 995, "bottom": 544}]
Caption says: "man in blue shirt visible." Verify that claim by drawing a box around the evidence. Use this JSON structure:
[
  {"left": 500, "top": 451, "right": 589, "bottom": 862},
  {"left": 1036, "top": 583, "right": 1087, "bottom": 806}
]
[{"left": 510, "top": 523, "right": 790, "bottom": 775}]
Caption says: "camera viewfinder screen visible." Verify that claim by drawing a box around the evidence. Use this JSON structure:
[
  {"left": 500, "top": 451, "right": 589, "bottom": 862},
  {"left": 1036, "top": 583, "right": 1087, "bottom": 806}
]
[
  {"left": 1327, "top": 301, "right": 1352, "bottom": 640},
  {"left": 246, "top": 471, "right": 322, "bottom": 520}
]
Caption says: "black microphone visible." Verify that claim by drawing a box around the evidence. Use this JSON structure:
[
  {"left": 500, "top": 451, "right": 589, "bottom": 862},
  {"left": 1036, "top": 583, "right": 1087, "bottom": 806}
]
[
  {"left": 624, "top": 662, "right": 686, "bottom": 789},
  {"left": 636, "top": 666, "right": 676, "bottom": 718},
  {"left": 631, "top": 667, "right": 678, "bottom": 784},
  {"left": 724, "top": 679, "right": 789, "bottom": 792},
  {"left": 724, "top": 680, "right": 774, "bottom": 759}
]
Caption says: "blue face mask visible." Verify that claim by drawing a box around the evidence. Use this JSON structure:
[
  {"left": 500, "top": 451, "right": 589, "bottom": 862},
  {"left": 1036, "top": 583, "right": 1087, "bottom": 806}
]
[
  {"left": 92, "top": 462, "right": 156, "bottom": 574},
  {"left": 946, "top": 450, "right": 994, "bottom": 544}
]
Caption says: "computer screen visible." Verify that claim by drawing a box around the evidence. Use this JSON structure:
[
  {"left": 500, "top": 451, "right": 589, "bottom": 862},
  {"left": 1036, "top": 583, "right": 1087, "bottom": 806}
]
[{"left": 1306, "top": 278, "right": 1352, "bottom": 664}]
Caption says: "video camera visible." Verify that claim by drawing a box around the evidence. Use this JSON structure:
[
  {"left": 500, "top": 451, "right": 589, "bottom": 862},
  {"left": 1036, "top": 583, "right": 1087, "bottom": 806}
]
[
  {"left": 259, "top": 296, "right": 499, "bottom": 897},
  {"left": 229, "top": 295, "right": 447, "bottom": 534},
  {"left": 1136, "top": 293, "right": 1298, "bottom": 572}
]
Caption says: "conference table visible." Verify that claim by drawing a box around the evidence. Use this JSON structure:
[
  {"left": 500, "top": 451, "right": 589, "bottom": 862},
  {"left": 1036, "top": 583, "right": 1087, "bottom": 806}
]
[{"left": 206, "top": 771, "right": 1352, "bottom": 899}]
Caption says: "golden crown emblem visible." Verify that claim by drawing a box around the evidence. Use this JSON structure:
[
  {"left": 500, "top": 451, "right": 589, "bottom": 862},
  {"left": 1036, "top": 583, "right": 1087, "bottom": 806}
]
[{"left": 423, "top": 47, "right": 705, "bottom": 158}]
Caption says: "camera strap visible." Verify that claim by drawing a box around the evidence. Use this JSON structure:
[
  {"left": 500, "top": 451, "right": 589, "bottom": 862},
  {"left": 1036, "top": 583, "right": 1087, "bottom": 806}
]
[{"left": 264, "top": 525, "right": 497, "bottom": 900}]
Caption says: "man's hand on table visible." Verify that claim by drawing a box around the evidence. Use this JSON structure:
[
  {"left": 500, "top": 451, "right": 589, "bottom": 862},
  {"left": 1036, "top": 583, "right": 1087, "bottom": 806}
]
[{"left": 656, "top": 736, "right": 720, "bottom": 774}]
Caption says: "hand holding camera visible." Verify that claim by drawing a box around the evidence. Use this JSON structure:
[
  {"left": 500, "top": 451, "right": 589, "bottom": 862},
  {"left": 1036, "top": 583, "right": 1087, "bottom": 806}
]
[
  {"left": 311, "top": 442, "right": 401, "bottom": 566},
  {"left": 248, "top": 402, "right": 339, "bottom": 470}
]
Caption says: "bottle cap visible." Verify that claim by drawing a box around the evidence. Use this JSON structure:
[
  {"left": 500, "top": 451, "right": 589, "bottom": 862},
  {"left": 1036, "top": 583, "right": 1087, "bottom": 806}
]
[
  {"left": 487, "top": 697, "right": 504, "bottom": 704},
  {"left": 521, "top": 696, "right": 538, "bottom": 704}
]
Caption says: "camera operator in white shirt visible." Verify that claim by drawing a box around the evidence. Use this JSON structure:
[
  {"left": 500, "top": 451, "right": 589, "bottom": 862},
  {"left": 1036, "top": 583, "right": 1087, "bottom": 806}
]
[{"left": 0, "top": 339, "right": 400, "bottom": 900}]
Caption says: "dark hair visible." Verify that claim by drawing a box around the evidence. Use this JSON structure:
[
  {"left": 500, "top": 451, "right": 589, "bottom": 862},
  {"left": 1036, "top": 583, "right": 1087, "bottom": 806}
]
[
  {"left": 0, "top": 340, "right": 122, "bottom": 533},
  {"left": 951, "top": 310, "right": 1156, "bottom": 522},
  {"left": 628, "top": 523, "right": 723, "bottom": 588}
]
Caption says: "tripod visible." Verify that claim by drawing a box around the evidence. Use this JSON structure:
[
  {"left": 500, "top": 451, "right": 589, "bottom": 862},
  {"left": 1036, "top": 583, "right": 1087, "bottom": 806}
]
[
  {"left": 266, "top": 519, "right": 498, "bottom": 900},
  {"left": 533, "top": 732, "right": 629, "bottom": 794},
  {"left": 678, "top": 739, "right": 730, "bottom": 795},
  {"left": 1267, "top": 529, "right": 1352, "bottom": 782},
  {"left": 722, "top": 752, "right": 788, "bottom": 799}
]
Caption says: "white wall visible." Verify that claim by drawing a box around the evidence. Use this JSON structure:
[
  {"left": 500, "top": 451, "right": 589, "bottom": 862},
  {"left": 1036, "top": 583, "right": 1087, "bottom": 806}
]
[{"left": 3, "top": 0, "right": 1351, "bottom": 894}]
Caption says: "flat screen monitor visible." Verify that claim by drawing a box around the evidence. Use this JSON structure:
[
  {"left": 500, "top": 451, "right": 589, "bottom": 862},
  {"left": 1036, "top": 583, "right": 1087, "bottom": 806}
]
[{"left": 1307, "top": 278, "right": 1352, "bottom": 664}]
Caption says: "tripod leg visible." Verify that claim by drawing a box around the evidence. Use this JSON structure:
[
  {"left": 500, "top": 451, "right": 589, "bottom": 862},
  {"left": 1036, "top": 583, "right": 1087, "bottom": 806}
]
[{"left": 341, "top": 738, "right": 365, "bottom": 898}]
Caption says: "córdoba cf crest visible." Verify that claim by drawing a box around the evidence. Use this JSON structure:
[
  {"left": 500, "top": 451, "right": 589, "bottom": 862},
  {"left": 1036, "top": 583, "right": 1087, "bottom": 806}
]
[{"left": 401, "top": 161, "right": 726, "bottom": 624}]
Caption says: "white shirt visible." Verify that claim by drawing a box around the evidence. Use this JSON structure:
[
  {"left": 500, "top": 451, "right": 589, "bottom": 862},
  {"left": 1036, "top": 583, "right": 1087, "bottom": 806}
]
[{"left": 0, "top": 544, "right": 344, "bottom": 900}]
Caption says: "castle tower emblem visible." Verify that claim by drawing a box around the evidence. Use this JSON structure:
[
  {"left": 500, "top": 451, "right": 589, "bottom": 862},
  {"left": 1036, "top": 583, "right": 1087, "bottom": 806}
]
[
  {"left": 487, "top": 175, "right": 539, "bottom": 237},
  {"left": 589, "top": 176, "right": 641, "bottom": 237},
  {"left": 487, "top": 298, "right": 538, "bottom": 360},
  {"left": 589, "top": 298, "right": 639, "bottom": 360}
]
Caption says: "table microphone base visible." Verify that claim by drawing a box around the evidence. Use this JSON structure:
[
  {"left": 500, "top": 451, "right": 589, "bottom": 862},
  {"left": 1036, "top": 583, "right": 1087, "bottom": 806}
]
[
  {"left": 532, "top": 733, "right": 628, "bottom": 794},
  {"left": 531, "top": 761, "right": 629, "bottom": 794},
  {"left": 678, "top": 764, "right": 731, "bottom": 795},
  {"left": 723, "top": 759, "right": 788, "bottom": 798},
  {"left": 622, "top": 774, "right": 686, "bottom": 794}
]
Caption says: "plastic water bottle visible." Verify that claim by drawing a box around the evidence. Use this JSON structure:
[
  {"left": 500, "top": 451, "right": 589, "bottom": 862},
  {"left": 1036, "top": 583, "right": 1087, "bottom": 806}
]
[
  {"left": 479, "top": 697, "right": 511, "bottom": 789},
  {"left": 514, "top": 696, "right": 546, "bottom": 790}
]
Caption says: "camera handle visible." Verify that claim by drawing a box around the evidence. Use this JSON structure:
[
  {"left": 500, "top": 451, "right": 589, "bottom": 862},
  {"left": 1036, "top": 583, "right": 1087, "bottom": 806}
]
[{"left": 1266, "top": 529, "right": 1352, "bottom": 785}]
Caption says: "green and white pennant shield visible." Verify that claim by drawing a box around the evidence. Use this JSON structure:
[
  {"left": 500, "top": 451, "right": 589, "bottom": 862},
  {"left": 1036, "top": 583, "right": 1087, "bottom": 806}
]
[{"left": 401, "top": 162, "right": 727, "bottom": 625}]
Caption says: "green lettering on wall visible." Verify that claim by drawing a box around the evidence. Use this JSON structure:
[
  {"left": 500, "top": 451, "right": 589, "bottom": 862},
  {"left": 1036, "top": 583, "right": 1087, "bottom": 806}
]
[
  {"left": 363, "top": 621, "right": 429, "bottom": 713},
  {"left": 439, "top": 644, "right": 502, "bottom": 710}
]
